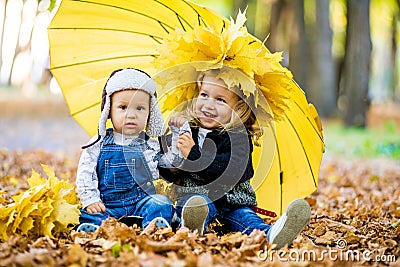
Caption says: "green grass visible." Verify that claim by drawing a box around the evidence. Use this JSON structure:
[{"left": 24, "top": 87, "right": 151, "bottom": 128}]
[{"left": 322, "top": 119, "right": 400, "bottom": 160}]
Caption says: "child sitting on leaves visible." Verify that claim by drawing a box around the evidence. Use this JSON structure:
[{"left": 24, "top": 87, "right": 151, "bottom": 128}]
[
  {"left": 159, "top": 69, "right": 311, "bottom": 249},
  {"left": 75, "top": 68, "right": 175, "bottom": 232}
]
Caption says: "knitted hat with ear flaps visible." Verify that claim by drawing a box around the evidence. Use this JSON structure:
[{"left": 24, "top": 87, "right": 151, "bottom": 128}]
[{"left": 98, "top": 68, "right": 165, "bottom": 137}]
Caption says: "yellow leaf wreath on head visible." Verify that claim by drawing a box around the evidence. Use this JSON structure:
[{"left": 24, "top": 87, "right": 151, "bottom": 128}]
[{"left": 153, "top": 9, "right": 293, "bottom": 119}]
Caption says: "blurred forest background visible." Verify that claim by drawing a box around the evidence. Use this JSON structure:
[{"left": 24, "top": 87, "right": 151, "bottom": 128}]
[
  {"left": 0, "top": 0, "right": 399, "bottom": 124},
  {"left": 0, "top": 0, "right": 399, "bottom": 156}
]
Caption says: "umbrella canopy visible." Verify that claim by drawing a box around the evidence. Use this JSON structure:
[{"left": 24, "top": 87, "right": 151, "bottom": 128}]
[{"left": 48, "top": 0, "right": 324, "bottom": 215}]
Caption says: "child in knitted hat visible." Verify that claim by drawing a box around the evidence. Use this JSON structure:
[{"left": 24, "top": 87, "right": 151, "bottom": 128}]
[{"left": 75, "top": 68, "right": 176, "bottom": 232}]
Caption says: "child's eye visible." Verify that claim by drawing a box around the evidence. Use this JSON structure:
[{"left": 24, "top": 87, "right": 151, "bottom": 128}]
[
  {"left": 136, "top": 106, "right": 145, "bottom": 111},
  {"left": 216, "top": 97, "right": 226, "bottom": 103},
  {"left": 119, "top": 105, "right": 127, "bottom": 110},
  {"left": 200, "top": 93, "right": 208, "bottom": 98}
]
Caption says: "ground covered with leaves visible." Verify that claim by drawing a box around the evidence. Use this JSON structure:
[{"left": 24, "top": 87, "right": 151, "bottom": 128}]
[{"left": 0, "top": 148, "right": 399, "bottom": 266}]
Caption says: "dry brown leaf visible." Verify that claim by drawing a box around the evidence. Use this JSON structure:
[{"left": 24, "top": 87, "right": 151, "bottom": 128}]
[
  {"left": 197, "top": 252, "right": 214, "bottom": 267},
  {"left": 66, "top": 244, "right": 88, "bottom": 266},
  {"left": 313, "top": 225, "right": 327, "bottom": 236}
]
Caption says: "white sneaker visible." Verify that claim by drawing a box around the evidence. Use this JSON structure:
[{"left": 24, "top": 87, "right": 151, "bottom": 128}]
[
  {"left": 143, "top": 216, "right": 170, "bottom": 232},
  {"left": 76, "top": 223, "right": 99, "bottom": 233},
  {"left": 181, "top": 196, "right": 209, "bottom": 235},
  {"left": 268, "top": 199, "right": 311, "bottom": 249}
]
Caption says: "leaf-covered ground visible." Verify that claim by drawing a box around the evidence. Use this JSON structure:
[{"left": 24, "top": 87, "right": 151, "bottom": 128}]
[
  {"left": 0, "top": 96, "right": 399, "bottom": 266},
  {"left": 0, "top": 149, "right": 399, "bottom": 266}
]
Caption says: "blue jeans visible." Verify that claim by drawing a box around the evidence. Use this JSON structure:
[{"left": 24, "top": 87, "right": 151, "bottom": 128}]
[
  {"left": 176, "top": 194, "right": 271, "bottom": 235},
  {"left": 218, "top": 206, "right": 271, "bottom": 235},
  {"left": 79, "top": 194, "right": 174, "bottom": 228}
]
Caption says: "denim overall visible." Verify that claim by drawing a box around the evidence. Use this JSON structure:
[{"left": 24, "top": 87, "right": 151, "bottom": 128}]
[{"left": 79, "top": 129, "right": 173, "bottom": 228}]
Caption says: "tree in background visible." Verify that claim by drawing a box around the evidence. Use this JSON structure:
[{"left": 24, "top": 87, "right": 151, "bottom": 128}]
[
  {"left": 308, "top": 0, "right": 337, "bottom": 117},
  {"left": 339, "top": 0, "right": 371, "bottom": 127},
  {"left": 0, "top": 0, "right": 51, "bottom": 95},
  {"left": 390, "top": 0, "right": 400, "bottom": 101},
  {"left": 265, "top": 0, "right": 290, "bottom": 56},
  {"left": 0, "top": 0, "right": 398, "bottom": 129},
  {"left": 264, "top": 0, "right": 337, "bottom": 118},
  {"left": 287, "top": 0, "right": 308, "bottom": 91}
]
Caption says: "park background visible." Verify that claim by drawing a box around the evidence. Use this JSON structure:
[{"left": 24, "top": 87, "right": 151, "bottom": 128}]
[{"left": 0, "top": 0, "right": 399, "bottom": 159}]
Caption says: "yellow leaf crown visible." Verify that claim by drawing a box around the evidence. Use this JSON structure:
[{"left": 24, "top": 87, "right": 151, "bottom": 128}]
[{"left": 153, "top": 9, "right": 293, "bottom": 119}]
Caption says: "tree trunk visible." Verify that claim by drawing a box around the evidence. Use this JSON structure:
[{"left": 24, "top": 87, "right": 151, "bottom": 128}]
[
  {"left": 232, "top": 0, "right": 256, "bottom": 34},
  {"left": 233, "top": 0, "right": 248, "bottom": 16},
  {"left": 308, "top": 0, "right": 337, "bottom": 117},
  {"left": 254, "top": 0, "right": 270, "bottom": 40},
  {"left": 0, "top": 0, "right": 7, "bottom": 84},
  {"left": 287, "top": 0, "right": 308, "bottom": 90},
  {"left": 340, "top": 0, "right": 371, "bottom": 127},
  {"left": 393, "top": 0, "right": 400, "bottom": 101},
  {"left": 266, "top": 0, "right": 290, "bottom": 55}
]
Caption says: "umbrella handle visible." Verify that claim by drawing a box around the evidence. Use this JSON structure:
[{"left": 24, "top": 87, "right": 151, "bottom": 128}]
[{"left": 251, "top": 206, "right": 277, "bottom": 217}]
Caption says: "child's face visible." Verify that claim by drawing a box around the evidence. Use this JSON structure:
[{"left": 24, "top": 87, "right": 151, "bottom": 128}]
[
  {"left": 195, "top": 74, "right": 239, "bottom": 129},
  {"left": 110, "top": 89, "right": 150, "bottom": 135}
]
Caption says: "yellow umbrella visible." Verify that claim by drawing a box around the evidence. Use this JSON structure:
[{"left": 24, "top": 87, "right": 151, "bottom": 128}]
[{"left": 48, "top": 0, "right": 324, "bottom": 215}]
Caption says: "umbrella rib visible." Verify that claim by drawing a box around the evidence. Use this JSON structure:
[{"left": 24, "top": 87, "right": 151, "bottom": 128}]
[
  {"left": 294, "top": 101, "right": 324, "bottom": 143},
  {"left": 70, "top": 0, "right": 176, "bottom": 33},
  {"left": 152, "top": 0, "right": 217, "bottom": 30},
  {"left": 153, "top": 0, "right": 193, "bottom": 30},
  {"left": 286, "top": 106, "right": 318, "bottom": 188},
  {"left": 152, "top": 0, "right": 211, "bottom": 29},
  {"left": 222, "top": 20, "right": 227, "bottom": 33},
  {"left": 48, "top": 27, "right": 164, "bottom": 43},
  {"left": 181, "top": 0, "right": 209, "bottom": 27},
  {"left": 71, "top": 101, "right": 100, "bottom": 117},
  {"left": 50, "top": 54, "right": 157, "bottom": 70},
  {"left": 70, "top": 0, "right": 209, "bottom": 33},
  {"left": 268, "top": 120, "right": 284, "bottom": 215},
  {"left": 151, "top": 35, "right": 163, "bottom": 44},
  {"left": 279, "top": 172, "right": 283, "bottom": 215},
  {"left": 176, "top": 13, "right": 187, "bottom": 31},
  {"left": 291, "top": 80, "right": 324, "bottom": 142}
]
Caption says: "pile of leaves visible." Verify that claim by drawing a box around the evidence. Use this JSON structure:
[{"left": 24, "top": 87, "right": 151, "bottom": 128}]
[
  {"left": 0, "top": 150, "right": 399, "bottom": 266},
  {"left": 0, "top": 164, "right": 80, "bottom": 241}
]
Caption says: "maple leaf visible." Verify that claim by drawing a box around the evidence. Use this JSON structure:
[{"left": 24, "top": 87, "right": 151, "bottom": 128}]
[
  {"left": 194, "top": 26, "right": 223, "bottom": 60},
  {"left": 52, "top": 188, "right": 80, "bottom": 230},
  {"left": 0, "top": 164, "right": 80, "bottom": 241},
  {"left": 27, "top": 169, "right": 47, "bottom": 187}
]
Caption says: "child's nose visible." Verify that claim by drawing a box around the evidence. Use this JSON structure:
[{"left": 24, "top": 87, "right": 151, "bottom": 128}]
[
  {"left": 126, "top": 108, "right": 137, "bottom": 118},
  {"left": 203, "top": 98, "right": 216, "bottom": 109}
]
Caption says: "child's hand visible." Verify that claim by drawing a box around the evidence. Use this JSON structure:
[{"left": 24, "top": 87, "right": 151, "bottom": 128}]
[
  {"left": 177, "top": 132, "right": 195, "bottom": 158},
  {"left": 168, "top": 116, "right": 188, "bottom": 128},
  {"left": 86, "top": 202, "right": 106, "bottom": 214}
]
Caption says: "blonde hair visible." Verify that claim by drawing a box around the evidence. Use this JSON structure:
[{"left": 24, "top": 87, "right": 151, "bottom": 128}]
[{"left": 183, "top": 70, "right": 263, "bottom": 145}]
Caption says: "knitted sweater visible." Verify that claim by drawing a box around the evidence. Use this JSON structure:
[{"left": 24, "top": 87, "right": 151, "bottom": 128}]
[{"left": 159, "top": 127, "right": 257, "bottom": 207}]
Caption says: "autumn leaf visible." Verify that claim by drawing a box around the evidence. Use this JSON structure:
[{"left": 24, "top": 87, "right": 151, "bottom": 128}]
[{"left": 0, "top": 164, "right": 80, "bottom": 241}]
